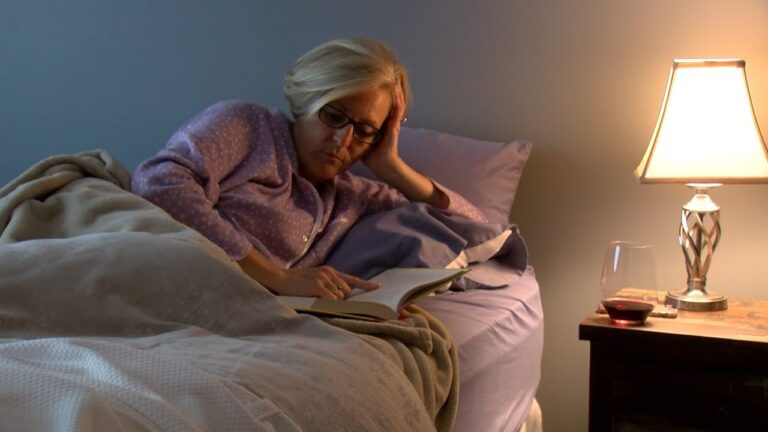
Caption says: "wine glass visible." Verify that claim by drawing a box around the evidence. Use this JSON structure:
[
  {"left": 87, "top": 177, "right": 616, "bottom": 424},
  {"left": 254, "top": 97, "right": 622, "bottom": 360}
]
[{"left": 599, "top": 241, "right": 658, "bottom": 326}]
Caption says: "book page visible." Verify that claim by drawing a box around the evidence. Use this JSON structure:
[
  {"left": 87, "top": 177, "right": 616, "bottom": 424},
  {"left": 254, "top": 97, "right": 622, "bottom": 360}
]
[
  {"left": 351, "top": 268, "right": 464, "bottom": 310},
  {"left": 278, "top": 267, "right": 467, "bottom": 320}
]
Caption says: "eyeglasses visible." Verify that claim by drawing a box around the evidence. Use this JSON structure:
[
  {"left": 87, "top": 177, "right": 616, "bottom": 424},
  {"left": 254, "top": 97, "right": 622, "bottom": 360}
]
[{"left": 317, "top": 104, "right": 383, "bottom": 144}]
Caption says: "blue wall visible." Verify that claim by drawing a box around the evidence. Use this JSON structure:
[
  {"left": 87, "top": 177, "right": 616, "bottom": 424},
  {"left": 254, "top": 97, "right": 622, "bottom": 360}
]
[{"left": 1, "top": 0, "right": 533, "bottom": 183}]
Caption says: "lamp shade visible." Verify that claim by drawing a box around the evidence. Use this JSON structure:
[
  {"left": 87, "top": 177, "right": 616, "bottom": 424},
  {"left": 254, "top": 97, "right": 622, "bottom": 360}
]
[{"left": 635, "top": 59, "right": 768, "bottom": 184}]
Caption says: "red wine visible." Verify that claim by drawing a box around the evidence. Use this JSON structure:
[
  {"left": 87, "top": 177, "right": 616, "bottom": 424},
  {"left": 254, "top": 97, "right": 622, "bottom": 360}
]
[{"left": 601, "top": 298, "right": 653, "bottom": 325}]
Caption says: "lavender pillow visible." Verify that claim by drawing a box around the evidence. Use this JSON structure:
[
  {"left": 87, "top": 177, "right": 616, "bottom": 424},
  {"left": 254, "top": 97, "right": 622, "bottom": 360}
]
[
  {"left": 325, "top": 203, "right": 527, "bottom": 280},
  {"left": 350, "top": 127, "right": 531, "bottom": 224}
]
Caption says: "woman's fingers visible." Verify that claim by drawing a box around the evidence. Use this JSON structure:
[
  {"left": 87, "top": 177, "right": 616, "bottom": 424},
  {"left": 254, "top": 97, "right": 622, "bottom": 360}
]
[
  {"left": 324, "top": 282, "right": 345, "bottom": 299},
  {"left": 390, "top": 85, "right": 405, "bottom": 127},
  {"left": 322, "top": 270, "right": 380, "bottom": 299},
  {"left": 285, "top": 266, "right": 381, "bottom": 299},
  {"left": 340, "top": 273, "right": 381, "bottom": 292},
  {"left": 316, "top": 268, "right": 345, "bottom": 299}
]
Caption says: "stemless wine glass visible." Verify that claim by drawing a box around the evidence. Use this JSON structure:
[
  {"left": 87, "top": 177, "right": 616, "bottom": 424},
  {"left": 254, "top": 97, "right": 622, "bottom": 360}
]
[{"left": 599, "top": 241, "right": 658, "bottom": 326}]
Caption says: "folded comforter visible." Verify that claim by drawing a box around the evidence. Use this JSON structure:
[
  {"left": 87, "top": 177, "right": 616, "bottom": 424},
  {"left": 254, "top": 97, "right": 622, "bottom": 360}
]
[{"left": 0, "top": 151, "right": 457, "bottom": 431}]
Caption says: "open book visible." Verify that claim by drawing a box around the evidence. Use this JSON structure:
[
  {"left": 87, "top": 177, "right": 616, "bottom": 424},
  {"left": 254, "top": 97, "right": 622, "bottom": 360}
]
[{"left": 277, "top": 267, "right": 469, "bottom": 320}]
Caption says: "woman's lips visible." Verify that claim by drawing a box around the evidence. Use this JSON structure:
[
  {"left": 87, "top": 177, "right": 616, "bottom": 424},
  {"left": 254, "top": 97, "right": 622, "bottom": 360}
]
[{"left": 323, "top": 152, "right": 344, "bottom": 164}]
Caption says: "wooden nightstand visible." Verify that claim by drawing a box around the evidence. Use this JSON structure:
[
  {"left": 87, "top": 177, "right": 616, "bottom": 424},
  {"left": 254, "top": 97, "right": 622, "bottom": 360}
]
[{"left": 579, "top": 297, "right": 768, "bottom": 431}]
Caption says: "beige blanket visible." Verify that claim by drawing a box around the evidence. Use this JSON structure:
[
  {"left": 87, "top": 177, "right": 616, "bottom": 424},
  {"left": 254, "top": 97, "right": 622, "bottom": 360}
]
[
  {"left": 327, "top": 306, "right": 459, "bottom": 432},
  {"left": 0, "top": 150, "right": 457, "bottom": 431}
]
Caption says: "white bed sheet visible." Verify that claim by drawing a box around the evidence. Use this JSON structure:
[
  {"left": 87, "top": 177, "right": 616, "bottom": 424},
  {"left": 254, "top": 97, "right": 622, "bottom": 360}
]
[{"left": 419, "top": 263, "right": 543, "bottom": 432}]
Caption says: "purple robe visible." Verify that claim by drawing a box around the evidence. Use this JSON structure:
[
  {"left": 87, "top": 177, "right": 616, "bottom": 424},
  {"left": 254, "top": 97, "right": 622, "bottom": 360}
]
[{"left": 131, "top": 100, "right": 486, "bottom": 268}]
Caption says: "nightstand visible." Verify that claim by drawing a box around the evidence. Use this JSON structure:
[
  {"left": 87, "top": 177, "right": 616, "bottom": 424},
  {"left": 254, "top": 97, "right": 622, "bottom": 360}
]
[{"left": 579, "top": 297, "right": 768, "bottom": 431}]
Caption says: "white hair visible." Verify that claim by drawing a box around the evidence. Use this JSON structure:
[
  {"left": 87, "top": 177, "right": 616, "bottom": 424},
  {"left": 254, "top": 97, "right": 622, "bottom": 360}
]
[{"left": 283, "top": 37, "right": 412, "bottom": 117}]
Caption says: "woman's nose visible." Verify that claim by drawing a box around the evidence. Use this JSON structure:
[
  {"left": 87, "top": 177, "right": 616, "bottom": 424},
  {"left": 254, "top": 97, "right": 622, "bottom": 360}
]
[{"left": 332, "top": 125, "right": 355, "bottom": 148}]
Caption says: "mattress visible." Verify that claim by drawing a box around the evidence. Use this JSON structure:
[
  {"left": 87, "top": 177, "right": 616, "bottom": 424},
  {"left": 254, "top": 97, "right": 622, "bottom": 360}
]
[{"left": 419, "top": 263, "right": 543, "bottom": 432}]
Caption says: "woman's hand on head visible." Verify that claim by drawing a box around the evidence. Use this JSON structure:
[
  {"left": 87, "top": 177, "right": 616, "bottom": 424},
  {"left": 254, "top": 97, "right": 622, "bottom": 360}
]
[
  {"left": 361, "top": 84, "right": 407, "bottom": 175},
  {"left": 354, "top": 85, "right": 443, "bottom": 207},
  {"left": 273, "top": 266, "right": 380, "bottom": 299}
]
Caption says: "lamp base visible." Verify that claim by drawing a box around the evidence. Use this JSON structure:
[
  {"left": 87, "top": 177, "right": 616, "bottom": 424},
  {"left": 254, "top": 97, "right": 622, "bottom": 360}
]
[
  {"left": 665, "top": 289, "right": 727, "bottom": 312},
  {"left": 671, "top": 185, "right": 728, "bottom": 312}
]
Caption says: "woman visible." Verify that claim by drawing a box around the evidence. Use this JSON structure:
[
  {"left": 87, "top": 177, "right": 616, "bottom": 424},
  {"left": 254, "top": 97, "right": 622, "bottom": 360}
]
[{"left": 132, "top": 37, "right": 486, "bottom": 300}]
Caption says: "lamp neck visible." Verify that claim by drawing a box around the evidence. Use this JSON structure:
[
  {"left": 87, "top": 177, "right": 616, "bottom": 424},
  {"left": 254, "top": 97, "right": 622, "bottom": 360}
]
[{"left": 683, "top": 183, "right": 721, "bottom": 213}]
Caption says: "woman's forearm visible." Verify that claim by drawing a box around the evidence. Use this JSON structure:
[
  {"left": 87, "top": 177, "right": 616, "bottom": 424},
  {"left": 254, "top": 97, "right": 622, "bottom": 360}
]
[
  {"left": 236, "top": 248, "right": 286, "bottom": 292},
  {"left": 372, "top": 157, "right": 449, "bottom": 209}
]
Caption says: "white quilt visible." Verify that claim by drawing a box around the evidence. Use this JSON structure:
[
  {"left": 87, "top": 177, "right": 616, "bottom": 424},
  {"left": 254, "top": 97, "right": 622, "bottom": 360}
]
[{"left": 0, "top": 151, "right": 456, "bottom": 431}]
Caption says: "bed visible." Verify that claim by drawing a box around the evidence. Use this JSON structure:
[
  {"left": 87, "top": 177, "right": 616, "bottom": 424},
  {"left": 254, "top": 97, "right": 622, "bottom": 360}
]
[{"left": 0, "top": 126, "right": 542, "bottom": 431}]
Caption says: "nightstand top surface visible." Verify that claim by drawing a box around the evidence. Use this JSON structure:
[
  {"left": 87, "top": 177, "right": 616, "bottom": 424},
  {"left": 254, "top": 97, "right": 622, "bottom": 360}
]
[{"left": 580, "top": 297, "right": 768, "bottom": 346}]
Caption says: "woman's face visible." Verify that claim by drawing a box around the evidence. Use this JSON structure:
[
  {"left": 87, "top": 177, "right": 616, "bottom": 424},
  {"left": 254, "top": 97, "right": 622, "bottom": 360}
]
[{"left": 292, "top": 87, "right": 391, "bottom": 185}]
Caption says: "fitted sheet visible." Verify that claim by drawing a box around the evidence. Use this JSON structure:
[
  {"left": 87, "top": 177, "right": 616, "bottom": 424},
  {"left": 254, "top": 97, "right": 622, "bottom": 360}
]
[{"left": 419, "top": 263, "right": 543, "bottom": 432}]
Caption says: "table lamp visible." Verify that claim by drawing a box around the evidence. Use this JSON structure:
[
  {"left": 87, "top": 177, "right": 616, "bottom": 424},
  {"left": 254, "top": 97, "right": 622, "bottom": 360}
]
[{"left": 635, "top": 59, "right": 768, "bottom": 311}]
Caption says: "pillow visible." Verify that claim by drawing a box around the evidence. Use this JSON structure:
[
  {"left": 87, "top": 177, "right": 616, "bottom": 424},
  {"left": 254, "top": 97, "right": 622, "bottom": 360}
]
[
  {"left": 350, "top": 127, "right": 532, "bottom": 224},
  {"left": 324, "top": 202, "right": 528, "bottom": 281}
]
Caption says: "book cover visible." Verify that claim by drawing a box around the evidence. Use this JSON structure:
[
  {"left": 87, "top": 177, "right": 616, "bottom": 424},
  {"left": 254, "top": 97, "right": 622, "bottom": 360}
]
[{"left": 277, "top": 267, "right": 469, "bottom": 320}]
